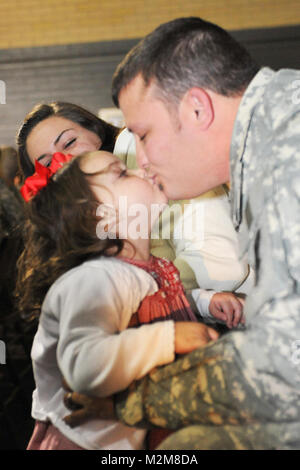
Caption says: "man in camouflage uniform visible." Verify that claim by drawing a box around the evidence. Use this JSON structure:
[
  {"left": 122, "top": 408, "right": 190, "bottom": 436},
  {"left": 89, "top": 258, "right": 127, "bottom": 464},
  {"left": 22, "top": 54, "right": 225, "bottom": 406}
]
[{"left": 64, "top": 18, "right": 300, "bottom": 449}]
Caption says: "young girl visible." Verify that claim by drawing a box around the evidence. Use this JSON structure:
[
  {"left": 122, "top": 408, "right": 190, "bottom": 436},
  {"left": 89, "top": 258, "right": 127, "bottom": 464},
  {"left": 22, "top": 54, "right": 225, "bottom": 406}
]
[{"left": 17, "top": 150, "right": 244, "bottom": 450}]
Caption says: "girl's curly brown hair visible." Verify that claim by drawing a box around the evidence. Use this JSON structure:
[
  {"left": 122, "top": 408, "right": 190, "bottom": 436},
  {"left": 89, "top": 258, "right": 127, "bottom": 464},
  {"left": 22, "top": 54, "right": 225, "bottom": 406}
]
[{"left": 16, "top": 154, "right": 123, "bottom": 322}]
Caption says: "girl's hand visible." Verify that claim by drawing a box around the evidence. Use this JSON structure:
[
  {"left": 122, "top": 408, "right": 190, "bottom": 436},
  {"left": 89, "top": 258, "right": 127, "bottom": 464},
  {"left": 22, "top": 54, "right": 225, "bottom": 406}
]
[
  {"left": 174, "top": 322, "right": 219, "bottom": 354},
  {"left": 209, "top": 293, "right": 245, "bottom": 329}
]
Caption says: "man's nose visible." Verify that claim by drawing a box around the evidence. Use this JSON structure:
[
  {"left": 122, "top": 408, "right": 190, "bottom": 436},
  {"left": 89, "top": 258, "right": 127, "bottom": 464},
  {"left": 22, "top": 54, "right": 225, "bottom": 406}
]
[{"left": 135, "top": 135, "right": 149, "bottom": 170}]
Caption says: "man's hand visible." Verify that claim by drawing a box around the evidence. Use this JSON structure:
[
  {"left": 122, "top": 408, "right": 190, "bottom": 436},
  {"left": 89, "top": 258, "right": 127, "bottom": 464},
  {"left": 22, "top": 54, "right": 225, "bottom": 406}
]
[
  {"left": 209, "top": 293, "right": 245, "bottom": 329},
  {"left": 62, "top": 322, "right": 219, "bottom": 427},
  {"left": 174, "top": 321, "right": 219, "bottom": 354},
  {"left": 63, "top": 391, "right": 115, "bottom": 428},
  {"left": 62, "top": 378, "right": 115, "bottom": 428}
]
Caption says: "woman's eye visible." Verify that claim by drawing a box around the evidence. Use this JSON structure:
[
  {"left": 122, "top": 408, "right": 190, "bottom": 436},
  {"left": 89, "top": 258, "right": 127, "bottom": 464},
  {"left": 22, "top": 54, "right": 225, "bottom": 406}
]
[{"left": 64, "top": 138, "right": 76, "bottom": 149}]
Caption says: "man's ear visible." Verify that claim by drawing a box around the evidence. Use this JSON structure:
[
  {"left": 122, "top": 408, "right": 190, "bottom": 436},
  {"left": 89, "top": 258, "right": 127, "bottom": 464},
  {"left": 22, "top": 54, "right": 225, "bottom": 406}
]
[{"left": 180, "top": 87, "right": 214, "bottom": 130}]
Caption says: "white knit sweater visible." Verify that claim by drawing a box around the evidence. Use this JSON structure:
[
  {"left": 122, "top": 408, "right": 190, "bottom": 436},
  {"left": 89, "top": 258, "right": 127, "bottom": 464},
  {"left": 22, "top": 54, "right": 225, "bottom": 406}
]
[{"left": 31, "top": 256, "right": 176, "bottom": 450}]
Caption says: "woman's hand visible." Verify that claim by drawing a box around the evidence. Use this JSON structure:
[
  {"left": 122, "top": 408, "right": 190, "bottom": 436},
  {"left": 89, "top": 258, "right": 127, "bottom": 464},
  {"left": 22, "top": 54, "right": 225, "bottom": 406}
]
[
  {"left": 174, "top": 321, "right": 219, "bottom": 354},
  {"left": 209, "top": 293, "right": 245, "bottom": 329}
]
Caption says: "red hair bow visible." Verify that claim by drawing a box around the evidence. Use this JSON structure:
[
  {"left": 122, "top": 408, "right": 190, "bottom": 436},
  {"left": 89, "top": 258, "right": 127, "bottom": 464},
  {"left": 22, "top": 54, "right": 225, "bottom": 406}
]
[{"left": 20, "top": 152, "right": 74, "bottom": 202}]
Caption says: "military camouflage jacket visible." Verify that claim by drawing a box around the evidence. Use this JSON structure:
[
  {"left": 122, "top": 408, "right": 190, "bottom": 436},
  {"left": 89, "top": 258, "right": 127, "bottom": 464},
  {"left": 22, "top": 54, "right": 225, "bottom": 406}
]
[{"left": 114, "top": 68, "right": 300, "bottom": 449}]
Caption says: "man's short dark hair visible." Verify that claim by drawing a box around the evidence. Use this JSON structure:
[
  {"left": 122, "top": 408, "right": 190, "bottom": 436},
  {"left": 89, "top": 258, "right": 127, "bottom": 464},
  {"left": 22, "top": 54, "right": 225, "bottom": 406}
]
[{"left": 112, "top": 17, "right": 259, "bottom": 107}]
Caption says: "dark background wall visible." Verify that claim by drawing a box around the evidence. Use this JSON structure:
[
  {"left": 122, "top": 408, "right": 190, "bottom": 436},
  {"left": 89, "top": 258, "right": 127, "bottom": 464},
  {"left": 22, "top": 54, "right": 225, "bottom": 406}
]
[{"left": 0, "top": 24, "right": 300, "bottom": 148}]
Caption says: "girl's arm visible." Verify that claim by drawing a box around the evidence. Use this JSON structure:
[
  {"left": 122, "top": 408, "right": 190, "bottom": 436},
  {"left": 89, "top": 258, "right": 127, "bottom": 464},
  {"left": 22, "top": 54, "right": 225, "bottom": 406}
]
[{"left": 48, "top": 259, "right": 175, "bottom": 398}]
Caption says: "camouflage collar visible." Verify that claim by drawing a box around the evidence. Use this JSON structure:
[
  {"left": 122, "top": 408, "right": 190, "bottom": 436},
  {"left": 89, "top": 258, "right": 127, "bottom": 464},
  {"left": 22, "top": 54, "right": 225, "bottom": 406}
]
[{"left": 229, "top": 67, "right": 275, "bottom": 230}]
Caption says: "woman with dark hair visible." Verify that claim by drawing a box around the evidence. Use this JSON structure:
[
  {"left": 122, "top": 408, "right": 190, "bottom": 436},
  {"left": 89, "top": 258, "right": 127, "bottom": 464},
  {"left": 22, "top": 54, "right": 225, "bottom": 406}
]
[{"left": 16, "top": 101, "right": 120, "bottom": 181}]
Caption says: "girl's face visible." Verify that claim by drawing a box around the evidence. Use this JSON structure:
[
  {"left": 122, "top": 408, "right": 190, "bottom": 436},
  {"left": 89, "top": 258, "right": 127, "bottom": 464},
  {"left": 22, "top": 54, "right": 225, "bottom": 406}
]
[
  {"left": 26, "top": 116, "right": 102, "bottom": 167},
  {"left": 81, "top": 151, "right": 168, "bottom": 237}
]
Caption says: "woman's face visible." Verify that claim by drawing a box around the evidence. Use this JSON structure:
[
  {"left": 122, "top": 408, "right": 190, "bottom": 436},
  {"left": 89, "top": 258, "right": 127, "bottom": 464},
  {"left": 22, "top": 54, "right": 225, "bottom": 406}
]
[{"left": 26, "top": 116, "right": 102, "bottom": 167}]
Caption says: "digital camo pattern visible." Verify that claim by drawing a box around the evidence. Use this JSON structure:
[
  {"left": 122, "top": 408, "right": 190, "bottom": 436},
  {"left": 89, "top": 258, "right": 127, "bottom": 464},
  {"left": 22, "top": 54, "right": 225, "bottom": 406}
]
[{"left": 115, "top": 67, "right": 300, "bottom": 449}]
